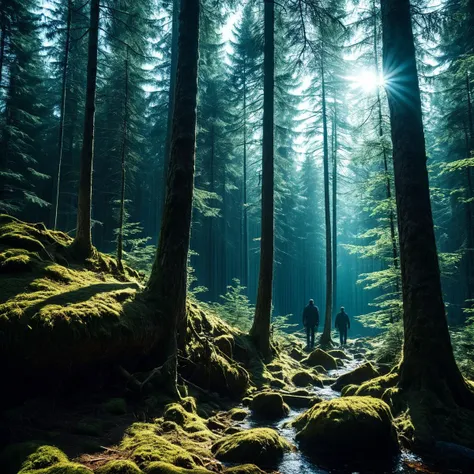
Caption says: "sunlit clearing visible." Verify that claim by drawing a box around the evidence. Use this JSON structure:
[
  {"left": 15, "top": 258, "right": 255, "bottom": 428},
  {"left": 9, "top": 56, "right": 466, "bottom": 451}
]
[{"left": 347, "top": 70, "right": 385, "bottom": 93}]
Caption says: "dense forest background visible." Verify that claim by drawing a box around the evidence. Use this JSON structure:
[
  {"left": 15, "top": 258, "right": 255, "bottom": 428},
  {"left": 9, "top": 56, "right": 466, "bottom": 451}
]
[{"left": 1, "top": 0, "right": 473, "bottom": 336}]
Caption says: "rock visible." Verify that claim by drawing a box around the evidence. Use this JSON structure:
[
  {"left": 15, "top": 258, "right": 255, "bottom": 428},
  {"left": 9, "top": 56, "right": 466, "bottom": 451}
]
[
  {"left": 206, "top": 417, "right": 227, "bottom": 431},
  {"left": 212, "top": 428, "right": 292, "bottom": 468},
  {"left": 353, "top": 352, "right": 365, "bottom": 360},
  {"left": 332, "top": 362, "right": 380, "bottom": 391},
  {"left": 291, "top": 371, "right": 315, "bottom": 387},
  {"left": 293, "top": 397, "right": 399, "bottom": 465},
  {"left": 250, "top": 392, "right": 290, "bottom": 420},
  {"left": 327, "top": 349, "right": 350, "bottom": 360},
  {"left": 281, "top": 393, "right": 322, "bottom": 409},
  {"left": 289, "top": 347, "right": 305, "bottom": 361},
  {"left": 229, "top": 408, "right": 248, "bottom": 421},
  {"left": 224, "top": 426, "right": 243, "bottom": 435},
  {"left": 145, "top": 462, "right": 212, "bottom": 473},
  {"left": 224, "top": 465, "right": 266, "bottom": 474},
  {"left": 215, "top": 335, "right": 234, "bottom": 358},
  {"left": 304, "top": 349, "right": 338, "bottom": 370},
  {"left": 270, "top": 378, "right": 286, "bottom": 389},
  {"left": 312, "top": 365, "right": 328, "bottom": 375},
  {"left": 266, "top": 362, "right": 284, "bottom": 373},
  {"left": 96, "top": 460, "right": 142, "bottom": 474}
]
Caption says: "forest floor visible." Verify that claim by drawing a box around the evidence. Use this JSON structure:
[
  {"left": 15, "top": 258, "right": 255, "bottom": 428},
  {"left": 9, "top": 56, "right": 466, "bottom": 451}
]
[{"left": 1, "top": 215, "right": 473, "bottom": 474}]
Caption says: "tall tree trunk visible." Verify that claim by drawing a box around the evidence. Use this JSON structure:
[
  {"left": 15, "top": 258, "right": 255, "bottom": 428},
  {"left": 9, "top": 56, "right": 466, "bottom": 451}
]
[
  {"left": 208, "top": 123, "right": 215, "bottom": 300},
  {"left": 381, "top": 0, "right": 473, "bottom": 407},
  {"left": 251, "top": 0, "right": 274, "bottom": 359},
  {"left": 162, "top": 0, "right": 179, "bottom": 206},
  {"left": 465, "top": 73, "right": 474, "bottom": 303},
  {"left": 242, "top": 67, "right": 249, "bottom": 292},
  {"left": 146, "top": 0, "right": 200, "bottom": 395},
  {"left": 320, "top": 51, "right": 333, "bottom": 346},
  {"left": 373, "top": 0, "right": 400, "bottom": 303},
  {"left": 117, "top": 52, "right": 129, "bottom": 272},
  {"left": 52, "top": 0, "right": 72, "bottom": 230},
  {"left": 72, "top": 0, "right": 100, "bottom": 258},
  {"left": 332, "top": 104, "right": 337, "bottom": 314},
  {"left": 0, "top": 18, "right": 5, "bottom": 91}
]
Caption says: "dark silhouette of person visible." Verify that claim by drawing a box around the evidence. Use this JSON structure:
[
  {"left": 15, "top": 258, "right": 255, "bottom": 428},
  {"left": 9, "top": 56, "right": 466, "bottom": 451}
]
[
  {"left": 303, "top": 299, "right": 320, "bottom": 349},
  {"left": 335, "top": 306, "right": 350, "bottom": 346}
]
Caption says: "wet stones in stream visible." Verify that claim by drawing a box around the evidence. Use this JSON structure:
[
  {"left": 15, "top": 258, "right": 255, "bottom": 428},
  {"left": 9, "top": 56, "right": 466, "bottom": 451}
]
[
  {"left": 332, "top": 361, "right": 380, "bottom": 392},
  {"left": 303, "top": 349, "right": 338, "bottom": 370},
  {"left": 250, "top": 392, "right": 290, "bottom": 420}
]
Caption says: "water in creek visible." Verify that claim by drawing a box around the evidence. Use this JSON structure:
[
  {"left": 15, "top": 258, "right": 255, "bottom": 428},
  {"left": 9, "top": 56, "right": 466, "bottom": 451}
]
[{"left": 239, "top": 356, "right": 430, "bottom": 474}]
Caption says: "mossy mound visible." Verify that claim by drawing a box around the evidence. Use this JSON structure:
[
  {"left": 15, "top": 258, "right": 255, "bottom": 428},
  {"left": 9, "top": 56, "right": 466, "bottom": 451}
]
[
  {"left": 289, "top": 347, "right": 305, "bottom": 361},
  {"left": 18, "top": 446, "right": 93, "bottom": 474},
  {"left": 0, "top": 215, "right": 160, "bottom": 379},
  {"left": 332, "top": 362, "right": 380, "bottom": 392},
  {"left": 211, "top": 428, "right": 291, "bottom": 467},
  {"left": 343, "top": 373, "right": 399, "bottom": 402},
  {"left": 303, "top": 349, "right": 337, "bottom": 370},
  {"left": 250, "top": 392, "right": 290, "bottom": 420},
  {"left": 121, "top": 423, "right": 196, "bottom": 470},
  {"left": 95, "top": 460, "right": 142, "bottom": 474},
  {"left": 163, "top": 402, "right": 208, "bottom": 433},
  {"left": 0, "top": 440, "right": 44, "bottom": 474},
  {"left": 327, "top": 349, "right": 350, "bottom": 360},
  {"left": 223, "top": 465, "right": 266, "bottom": 474},
  {"left": 281, "top": 393, "right": 322, "bottom": 409},
  {"left": 144, "top": 462, "right": 211, "bottom": 474},
  {"left": 214, "top": 335, "right": 234, "bottom": 358},
  {"left": 228, "top": 408, "right": 248, "bottom": 421},
  {"left": 291, "top": 370, "right": 321, "bottom": 387},
  {"left": 293, "top": 397, "right": 399, "bottom": 465}
]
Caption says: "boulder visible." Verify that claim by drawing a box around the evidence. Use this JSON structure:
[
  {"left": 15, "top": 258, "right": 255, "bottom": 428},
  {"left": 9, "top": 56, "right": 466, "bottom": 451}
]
[
  {"left": 304, "top": 349, "right": 337, "bottom": 370},
  {"left": 293, "top": 397, "right": 399, "bottom": 465},
  {"left": 145, "top": 462, "right": 212, "bottom": 473},
  {"left": 291, "top": 371, "right": 315, "bottom": 387},
  {"left": 215, "top": 335, "right": 234, "bottom": 358},
  {"left": 250, "top": 392, "right": 289, "bottom": 420},
  {"left": 332, "top": 362, "right": 380, "bottom": 391},
  {"left": 212, "top": 428, "right": 292, "bottom": 468},
  {"left": 229, "top": 408, "right": 248, "bottom": 421},
  {"left": 224, "top": 465, "right": 266, "bottom": 474},
  {"left": 327, "top": 349, "right": 350, "bottom": 360},
  {"left": 281, "top": 393, "right": 322, "bottom": 409}
]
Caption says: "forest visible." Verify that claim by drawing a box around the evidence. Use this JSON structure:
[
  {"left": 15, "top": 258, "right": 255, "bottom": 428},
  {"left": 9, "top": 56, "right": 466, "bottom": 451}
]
[{"left": 1, "top": 0, "right": 474, "bottom": 472}]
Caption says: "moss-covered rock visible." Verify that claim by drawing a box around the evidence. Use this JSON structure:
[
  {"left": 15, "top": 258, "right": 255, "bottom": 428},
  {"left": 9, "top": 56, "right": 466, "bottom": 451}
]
[
  {"left": 332, "top": 362, "right": 380, "bottom": 392},
  {"left": 293, "top": 397, "right": 399, "bottom": 465},
  {"left": 211, "top": 428, "right": 292, "bottom": 467},
  {"left": 0, "top": 441, "right": 44, "bottom": 474},
  {"left": 103, "top": 398, "right": 127, "bottom": 415},
  {"left": 95, "top": 460, "right": 142, "bottom": 474},
  {"left": 346, "top": 373, "right": 399, "bottom": 400},
  {"left": 163, "top": 403, "right": 208, "bottom": 433},
  {"left": 18, "top": 446, "right": 93, "bottom": 474},
  {"left": 303, "top": 349, "right": 337, "bottom": 370},
  {"left": 250, "top": 392, "right": 289, "bottom": 420},
  {"left": 281, "top": 393, "right": 322, "bottom": 409},
  {"left": 144, "top": 463, "right": 211, "bottom": 474},
  {"left": 327, "top": 349, "right": 350, "bottom": 360},
  {"left": 289, "top": 347, "right": 305, "bottom": 361},
  {"left": 291, "top": 370, "right": 322, "bottom": 387},
  {"left": 223, "top": 465, "right": 266, "bottom": 474},
  {"left": 229, "top": 408, "right": 248, "bottom": 421},
  {"left": 121, "top": 423, "right": 196, "bottom": 469},
  {"left": 214, "top": 335, "right": 234, "bottom": 358}
]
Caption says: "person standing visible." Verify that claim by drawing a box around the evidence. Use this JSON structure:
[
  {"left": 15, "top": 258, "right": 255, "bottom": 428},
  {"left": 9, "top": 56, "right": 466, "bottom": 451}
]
[
  {"left": 335, "top": 306, "right": 350, "bottom": 346},
  {"left": 303, "top": 299, "right": 320, "bottom": 349}
]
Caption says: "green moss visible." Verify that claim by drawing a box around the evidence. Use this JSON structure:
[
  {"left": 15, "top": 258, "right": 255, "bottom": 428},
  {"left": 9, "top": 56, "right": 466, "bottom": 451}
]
[
  {"left": 19, "top": 446, "right": 68, "bottom": 471},
  {"left": 350, "top": 372, "right": 399, "bottom": 400},
  {"left": 293, "top": 397, "right": 399, "bottom": 464},
  {"left": 103, "top": 398, "right": 127, "bottom": 415},
  {"left": 250, "top": 392, "right": 290, "bottom": 420},
  {"left": 20, "top": 463, "right": 93, "bottom": 474},
  {"left": 144, "top": 462, "right": 211, "bottom": 474},
  {"left": 223, "top": 466, "right": 266, "bottom": 474},
  {"left": 303, "top": 349, "right": 338, "bottom": 370},
  {"left": 95, "top": 460, "right": 143, "bottom": 474},
  {"left": 291, "top": 370, "right": 320, "bottom": 387},
  {"left": 121, "top": 423, "right": 196, "bottom": 469},
  {"left": 229, "top": 408, "right": 247, "bottom": 421},
  {"left": 332, "top": 362, "right": 380, "bottom": 391},
  {"left": 214, "top": 335, "right": 234, "bottom": 357},
  {"left": 327, "top": 349, "right": 350, "bottom": 360},
  {"left": 163, "top": 403, "right": 208, "bottom": 433},
  {"left": 211, "top": 428, "right": 292, "bottom": 467}
]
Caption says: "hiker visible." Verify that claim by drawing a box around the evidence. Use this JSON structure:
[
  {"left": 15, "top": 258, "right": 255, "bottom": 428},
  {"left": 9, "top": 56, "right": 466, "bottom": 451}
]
[
  {"left": 303, "top": 299, "right": 320, "bottom": 349},
  {"left": 335, "top": 306, "right": 350, "bottom": 346}
]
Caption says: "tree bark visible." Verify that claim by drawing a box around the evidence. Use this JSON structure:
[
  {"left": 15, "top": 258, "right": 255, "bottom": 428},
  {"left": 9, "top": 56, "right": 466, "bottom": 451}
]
[
  {"left": 53, "top": 0, "right": 72, "bottom": 230},
  {"left": 146, "top": 0, "right": 200, "bottom": 394},
  {"left": 373, "top": 0, "right": 400, "bottom": 301},
  {"left": 251, "top": 0, "right": 274, "bottom": 359},
  {"left": 242, "top": 66, "right": 249, "bottom": 292},
  {"left": 0, "top": 17, "right": 5, "bottom": 92},
  {"left": 320, "top": 51, "right": 333, "bottom": 346},
  {"left": 117, "top": 52, "right": 129, "bottom": 272},
  {"left": 162, "top": 0, "right": 179, "bottom": 207},
  {"left": 72, "top": 0, "right": 100, "bottom": 258},
  {"left": 381, "top": 0, "right": 473, "bottom": 407},
  {"left": 465, "top": 73, "right": 474, "bottom": 302}
]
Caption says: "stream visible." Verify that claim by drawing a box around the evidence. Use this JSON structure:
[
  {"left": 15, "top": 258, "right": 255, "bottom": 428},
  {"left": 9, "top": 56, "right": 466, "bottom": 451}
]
[{"left": 239, "top": 353, "right": 429, "bottom": 474}]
